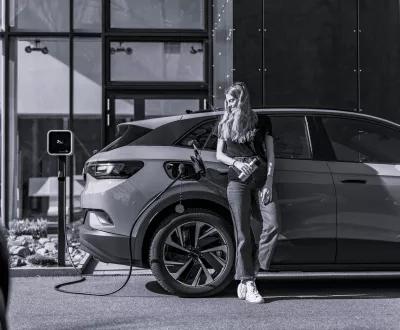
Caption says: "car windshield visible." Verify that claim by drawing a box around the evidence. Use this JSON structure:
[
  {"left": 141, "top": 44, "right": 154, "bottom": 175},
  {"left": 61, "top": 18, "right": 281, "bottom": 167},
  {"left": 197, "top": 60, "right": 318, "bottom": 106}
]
[{"left": 100, "top": 125, "right": 153, "bottom": 152}]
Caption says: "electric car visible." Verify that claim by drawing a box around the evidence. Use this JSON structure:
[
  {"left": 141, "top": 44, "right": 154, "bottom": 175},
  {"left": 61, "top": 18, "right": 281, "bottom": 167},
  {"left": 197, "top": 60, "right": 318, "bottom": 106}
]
[{"left": 80, "top": 108, "right": 400, "bottom": 297}]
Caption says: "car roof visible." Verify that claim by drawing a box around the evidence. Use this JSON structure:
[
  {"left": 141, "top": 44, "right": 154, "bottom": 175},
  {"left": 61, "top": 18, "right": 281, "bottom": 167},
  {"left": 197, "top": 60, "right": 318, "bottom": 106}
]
[{"left": 118, "top": 108, "right": 400, "bottom": 129}]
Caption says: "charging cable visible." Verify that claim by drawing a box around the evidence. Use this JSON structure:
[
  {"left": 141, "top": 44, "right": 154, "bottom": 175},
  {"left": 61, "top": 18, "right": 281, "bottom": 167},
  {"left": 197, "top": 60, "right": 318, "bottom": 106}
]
[{"left": 54, "top": 164, "right": 190, "bottom": 296}]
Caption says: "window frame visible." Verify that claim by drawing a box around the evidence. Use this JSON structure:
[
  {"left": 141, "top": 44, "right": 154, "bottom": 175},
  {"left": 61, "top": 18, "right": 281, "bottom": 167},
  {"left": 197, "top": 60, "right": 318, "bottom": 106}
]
[{"left": 316, "top": 114, "right": 400, "bottom": 165}]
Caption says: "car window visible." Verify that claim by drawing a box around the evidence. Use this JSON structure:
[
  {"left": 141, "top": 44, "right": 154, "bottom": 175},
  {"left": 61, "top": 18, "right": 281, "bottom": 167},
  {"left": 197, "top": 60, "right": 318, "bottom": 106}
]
[
  {"left": 176, "top": 119, "right": 219, "bottom": 150},
  {"left": 269, "top": 116, "right": 312, "bottom": 159},
  {"left": 100, "top": 125, "right": 153, "bottom": 152},
  {"left": 321, "top": 117, "right": 400, "bottom": 163},
  {"left": 176, "top": 115, "right": 312, "bottom": 158}
]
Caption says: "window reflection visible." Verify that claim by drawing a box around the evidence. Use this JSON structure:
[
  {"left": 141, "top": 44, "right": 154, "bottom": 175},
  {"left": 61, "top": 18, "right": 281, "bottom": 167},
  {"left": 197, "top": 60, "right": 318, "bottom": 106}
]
[
  {"left": 110, "top": 0, "right": 204, "bottom": 29},
  {"left": 0, "top": 0, "right": 4, "bottom": 31},
  {"left": 145, "top": 99, "right": 200, "bottom": 118},
  {"left": 322, "top": 118, "right": 400, "bottom": 164},
  {"left": 74, "top": 0, "right": 101, "bottom": 32},
  {"left": 270, "top": 117, "right": 312, "bottom": 159},
  {"left": 74, "top": 38, "right": 102, "bottom": 184},
  {"left": 8, "top": 37, "right": 70, "bottom": 221},
  {"left": 10, "top": 0, "right": 69, "bottom": 32},
  {"left": 110, "top": 41, "right": 204, "bottom": 82}
]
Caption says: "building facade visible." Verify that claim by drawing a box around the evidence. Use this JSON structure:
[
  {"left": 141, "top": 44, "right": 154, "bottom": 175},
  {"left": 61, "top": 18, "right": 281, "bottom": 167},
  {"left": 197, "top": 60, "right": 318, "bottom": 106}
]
[
  {"left": 0, "top": 0, "right": 220, "bottom": 227},
  {"left": 1, "top": 0, "right": 400, "bottom": 227}
]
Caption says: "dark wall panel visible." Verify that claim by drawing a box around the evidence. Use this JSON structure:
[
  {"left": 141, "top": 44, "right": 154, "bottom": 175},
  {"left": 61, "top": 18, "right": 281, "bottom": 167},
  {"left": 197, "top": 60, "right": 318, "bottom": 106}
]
[
  {"left": 233, "top": 0, "right": 263, "bottom": 106},
  {"left": 263, "top": 0, "right": 357, "bottom": 109},
  {"left": 360, "top": 0, "right": 400, "bottom": 124}
]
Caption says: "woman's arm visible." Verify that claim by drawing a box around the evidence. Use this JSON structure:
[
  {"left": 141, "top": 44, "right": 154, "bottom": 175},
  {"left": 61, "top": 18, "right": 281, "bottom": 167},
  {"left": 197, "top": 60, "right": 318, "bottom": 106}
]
[
  {"left": 259, "top": 134, "right": 275, "bottom": 204},
  {"left": 216, "top": 138, "right": 236, "bottom": 166},
  {"left": 265, "top": 134, "right": 275, "bottom": 180},
  {"left": 216, "top": 138, "right": 254, "bottom": 176}
]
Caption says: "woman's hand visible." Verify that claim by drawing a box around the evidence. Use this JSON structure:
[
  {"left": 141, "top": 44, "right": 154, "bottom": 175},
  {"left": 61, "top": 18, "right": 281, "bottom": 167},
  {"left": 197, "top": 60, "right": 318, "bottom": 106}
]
[
  {"left": 259, "top": 180, "right": 273, "bottom": 205},
  {"left": 233, "top": 161, "right": 253, "bottom": 176}
]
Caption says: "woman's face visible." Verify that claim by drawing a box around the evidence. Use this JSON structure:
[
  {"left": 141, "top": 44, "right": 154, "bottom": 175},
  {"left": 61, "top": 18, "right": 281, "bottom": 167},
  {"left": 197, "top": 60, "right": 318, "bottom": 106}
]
[{"left": 225, "top": 93, "right": 238, "bottom": 110}]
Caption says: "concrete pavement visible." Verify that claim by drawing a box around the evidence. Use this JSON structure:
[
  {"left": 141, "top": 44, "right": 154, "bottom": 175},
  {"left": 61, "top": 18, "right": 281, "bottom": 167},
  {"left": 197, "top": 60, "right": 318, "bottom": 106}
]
[{"left": 7, "top": 274, "right": 400, "bottom": 329}]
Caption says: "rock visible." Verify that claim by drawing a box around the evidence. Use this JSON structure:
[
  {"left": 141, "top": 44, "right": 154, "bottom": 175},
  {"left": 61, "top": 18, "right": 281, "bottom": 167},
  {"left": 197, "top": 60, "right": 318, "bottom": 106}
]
[
  {"left": 8, "top": 236, "right": 28, "bottom": 247},
  {"left": 7, "top": 239, "right": 22, "bottom": 248},
  {"left": 38, "top": 238, "right": 50, "bottom": 245},
  {"left": 10, "top": 256, "right": 27, "bottom": 267},
  {"left": 20, "top": 235, "right": 33, "bottom": 246},
  {"left": 44, "top": 242, "right": 56, "bottom": 253},
  {"left": 17, "top": 246, "right": 30, "bottom": 258},
  {"left": 9, "top": 246, "right": 30, "bottom": 257},
  {"left": 35, "top": 248, "right": 47, "bottom": 256}
]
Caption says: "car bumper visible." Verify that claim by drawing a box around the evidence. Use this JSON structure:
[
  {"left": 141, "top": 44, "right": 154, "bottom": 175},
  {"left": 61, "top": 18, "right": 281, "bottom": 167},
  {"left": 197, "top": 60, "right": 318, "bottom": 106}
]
[{"left": 79, "top": 224, "right": 143, "bottom": 267}]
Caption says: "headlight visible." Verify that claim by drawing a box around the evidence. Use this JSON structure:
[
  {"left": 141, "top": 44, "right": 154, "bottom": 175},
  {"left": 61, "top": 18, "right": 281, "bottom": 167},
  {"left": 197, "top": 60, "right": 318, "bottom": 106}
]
[{"left": 86, "top": 161, "right": 144, "bottom": 179}]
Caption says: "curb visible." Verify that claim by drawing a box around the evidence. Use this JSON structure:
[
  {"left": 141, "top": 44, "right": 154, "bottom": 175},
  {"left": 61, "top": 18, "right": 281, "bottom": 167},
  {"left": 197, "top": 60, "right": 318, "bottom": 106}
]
[{"left": 10, "top": 253, "right": 92, "bottom": 277}]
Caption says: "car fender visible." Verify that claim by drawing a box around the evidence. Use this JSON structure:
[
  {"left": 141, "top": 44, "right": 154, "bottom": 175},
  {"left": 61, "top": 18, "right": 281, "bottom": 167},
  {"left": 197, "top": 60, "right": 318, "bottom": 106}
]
[{"left": 132, "top": 185, "right": 231, "bottom": 261}]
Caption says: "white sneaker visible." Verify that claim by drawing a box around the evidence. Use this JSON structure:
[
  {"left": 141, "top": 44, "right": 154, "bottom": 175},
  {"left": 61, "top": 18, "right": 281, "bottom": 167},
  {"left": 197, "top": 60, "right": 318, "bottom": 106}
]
[
  {"left": 237, "top": 282, "right": 247, "bottom": 299},
  {"left": 245, "top": 281, "right": 264, "bottom": 304}
]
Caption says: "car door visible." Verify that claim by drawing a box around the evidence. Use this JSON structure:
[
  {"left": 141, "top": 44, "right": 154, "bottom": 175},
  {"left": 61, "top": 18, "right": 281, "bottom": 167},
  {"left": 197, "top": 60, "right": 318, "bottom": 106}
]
[
  {"left": 319, "top": 115, "right": 400, "bottom": 263},
  {"left": 266, "top": 115, "right": 337, "bottom": 265},
  {"left": 176, "top": 114, "right": 337, "bottom": 265}
]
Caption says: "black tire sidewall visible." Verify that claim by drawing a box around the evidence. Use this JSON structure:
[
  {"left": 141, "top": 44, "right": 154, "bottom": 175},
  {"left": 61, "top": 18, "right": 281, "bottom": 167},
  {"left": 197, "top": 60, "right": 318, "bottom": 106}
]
[{"left": 150, "top": 209, "right": 234, "bottom": 297}]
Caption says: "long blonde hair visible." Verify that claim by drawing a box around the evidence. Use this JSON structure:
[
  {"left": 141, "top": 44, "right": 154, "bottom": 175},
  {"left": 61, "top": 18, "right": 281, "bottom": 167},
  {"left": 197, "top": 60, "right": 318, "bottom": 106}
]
[{"left": 217, "top": 82, "right": 258, "bottom": 143}]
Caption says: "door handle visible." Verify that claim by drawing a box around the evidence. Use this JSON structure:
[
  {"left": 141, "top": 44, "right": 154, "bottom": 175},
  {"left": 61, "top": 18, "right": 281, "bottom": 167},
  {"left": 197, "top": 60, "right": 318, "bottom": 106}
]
[{"left": 341, "top": 179, "right": 367, "bottom": 184}]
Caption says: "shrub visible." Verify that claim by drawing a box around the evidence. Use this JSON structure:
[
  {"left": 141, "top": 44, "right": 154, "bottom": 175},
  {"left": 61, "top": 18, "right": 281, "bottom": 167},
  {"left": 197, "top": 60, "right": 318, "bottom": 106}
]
[{"left": 8, "top": 218, "right": 48, "bottom": 238}]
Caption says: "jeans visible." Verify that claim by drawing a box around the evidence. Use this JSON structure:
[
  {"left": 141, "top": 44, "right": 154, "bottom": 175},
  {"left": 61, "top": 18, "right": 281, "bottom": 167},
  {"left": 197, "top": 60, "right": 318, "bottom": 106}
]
[{"left": 227, "top": 156, "right": 280, "bottom": 281}]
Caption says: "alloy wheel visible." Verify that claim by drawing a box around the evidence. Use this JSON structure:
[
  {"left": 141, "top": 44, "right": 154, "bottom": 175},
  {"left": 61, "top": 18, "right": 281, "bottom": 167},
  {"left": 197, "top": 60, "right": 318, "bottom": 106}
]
[{"left": 162, "top": 221, "right": 229, "bottom": 287}]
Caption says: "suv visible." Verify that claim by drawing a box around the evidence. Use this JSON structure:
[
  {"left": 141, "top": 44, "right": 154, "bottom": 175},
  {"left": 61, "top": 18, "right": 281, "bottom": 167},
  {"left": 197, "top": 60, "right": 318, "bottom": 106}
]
[{"left": 80, "top": 108, "right": 400, "bottom": 297}]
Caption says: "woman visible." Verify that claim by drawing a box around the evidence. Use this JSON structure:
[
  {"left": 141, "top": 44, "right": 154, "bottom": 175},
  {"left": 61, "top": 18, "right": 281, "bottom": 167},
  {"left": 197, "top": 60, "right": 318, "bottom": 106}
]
[{"left": 216, "top": 82, "right": 279, "bottom": 304}]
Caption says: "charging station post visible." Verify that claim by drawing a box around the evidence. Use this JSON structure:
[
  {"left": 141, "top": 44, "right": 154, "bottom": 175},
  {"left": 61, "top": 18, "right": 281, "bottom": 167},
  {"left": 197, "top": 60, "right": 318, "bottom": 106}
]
[
  {"left": 47, "top": 130, "right": 74, "bottom": 267},
  {"left": 57, "top": 155, "right": 66, "bottom": 266}
]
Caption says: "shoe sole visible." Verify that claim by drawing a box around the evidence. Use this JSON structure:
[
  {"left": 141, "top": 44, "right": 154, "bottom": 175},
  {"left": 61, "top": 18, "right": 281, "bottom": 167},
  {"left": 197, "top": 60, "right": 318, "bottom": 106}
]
[
  {"left": 245, "top": 299, "right": 265, "bottom": 304},
  {"left": 237, "top": 285, "right": 246, "bottom": 300},
  {"left": 237, "top": 291, "right": 246, "bottom": 300}
]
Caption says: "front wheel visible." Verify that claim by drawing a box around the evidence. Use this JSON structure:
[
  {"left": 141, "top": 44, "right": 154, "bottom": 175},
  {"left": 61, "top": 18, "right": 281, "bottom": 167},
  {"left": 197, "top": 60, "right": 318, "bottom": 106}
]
[{"left": 149, "top": 208, "right": 235, "bottom": 297}]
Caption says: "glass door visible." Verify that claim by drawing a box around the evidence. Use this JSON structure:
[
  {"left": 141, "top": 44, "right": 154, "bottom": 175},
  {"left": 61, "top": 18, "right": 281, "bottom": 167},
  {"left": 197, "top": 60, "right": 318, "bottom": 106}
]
[{"left": 105, "top": 92, "right": 208, "bottom": 144}]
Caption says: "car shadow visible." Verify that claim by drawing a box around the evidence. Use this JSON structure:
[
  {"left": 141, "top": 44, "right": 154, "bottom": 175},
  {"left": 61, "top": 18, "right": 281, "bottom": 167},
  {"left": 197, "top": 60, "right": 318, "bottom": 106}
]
[
  {"left": 214, "top": 277, "right": 400, "bottom": 301},
  {"left": 145, "top": 277, "right": 400, "bottom": 300}
]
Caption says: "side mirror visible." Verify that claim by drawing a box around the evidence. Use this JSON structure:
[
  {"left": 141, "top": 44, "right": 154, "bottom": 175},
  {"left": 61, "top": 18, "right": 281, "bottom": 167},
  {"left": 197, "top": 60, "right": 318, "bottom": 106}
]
[{"left": 92, "top": 149, "right": 98, "bottom": 155}]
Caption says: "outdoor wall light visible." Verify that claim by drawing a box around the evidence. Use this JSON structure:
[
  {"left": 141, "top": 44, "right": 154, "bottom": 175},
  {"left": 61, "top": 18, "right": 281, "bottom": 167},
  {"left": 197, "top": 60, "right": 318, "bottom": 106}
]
[
  {"left": 25, "top": 39, "right": 49, "bottom": 54},
  {"left": 110, "top": 42, "right": 133, "bottom": 55},
  {"left": 190, "top": 46, "right": 203, "bottom": 54}
]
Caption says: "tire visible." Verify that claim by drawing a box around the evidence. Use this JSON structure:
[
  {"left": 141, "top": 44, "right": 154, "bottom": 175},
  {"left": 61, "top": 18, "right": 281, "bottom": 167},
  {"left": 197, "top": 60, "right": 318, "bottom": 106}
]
[
  {"left": 0, "top": 227, "right": 8, "bottom": 309},
  {"left": 0, "top": 294, "right": 6, "bottom": 330},
  {"left": 149, "top": 208, "right": 235, "bottom": 297}
]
